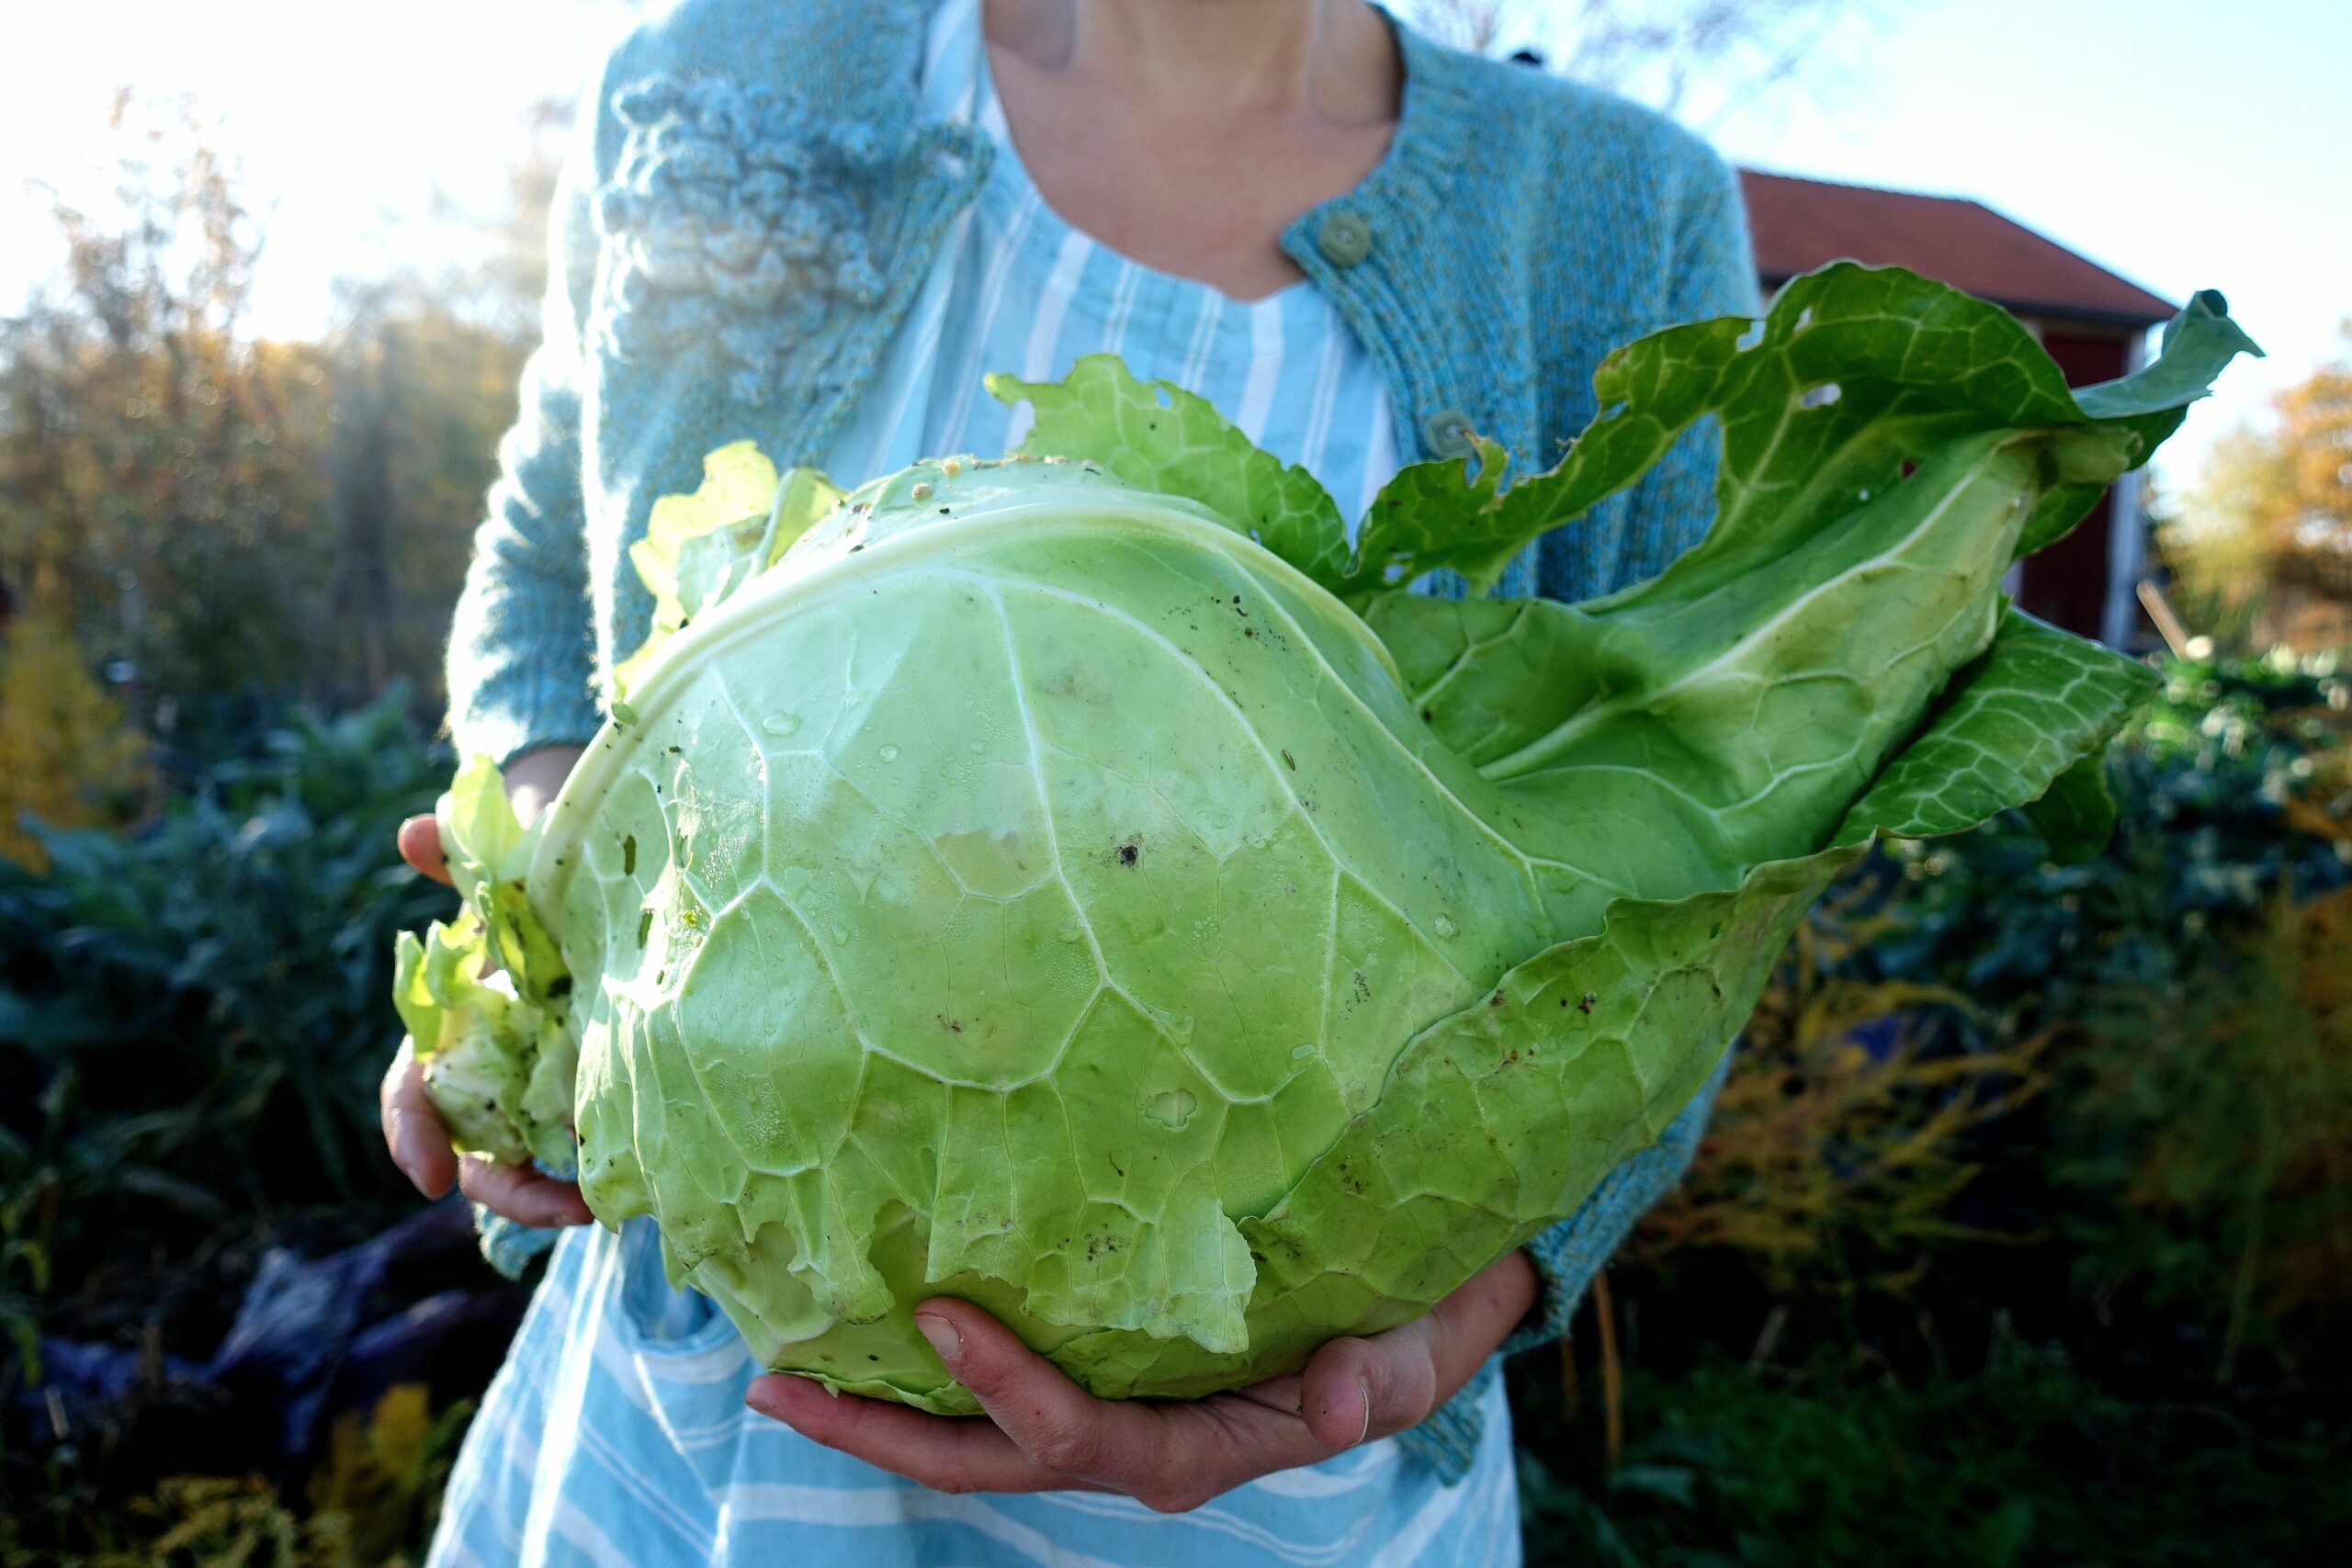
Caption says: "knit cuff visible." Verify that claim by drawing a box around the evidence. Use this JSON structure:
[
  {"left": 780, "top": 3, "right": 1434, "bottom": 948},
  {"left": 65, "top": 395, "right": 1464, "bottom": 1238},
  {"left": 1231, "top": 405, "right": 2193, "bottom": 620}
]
[
  {"left": 472, "top": 1156, "right": 582, "bottom": 1279},
  {"left": 478, "top": 1207, "right": 564, "bottom": 1279},
  {"left": 449, "top": 660, "right": 604, "bottom": 771},
  {"left": 1497, "top": 1047, "right": 1730, "bottom": 1359},
  {"left": 1393, "top": 1356, "right": 1502, "bottom": 1484}
]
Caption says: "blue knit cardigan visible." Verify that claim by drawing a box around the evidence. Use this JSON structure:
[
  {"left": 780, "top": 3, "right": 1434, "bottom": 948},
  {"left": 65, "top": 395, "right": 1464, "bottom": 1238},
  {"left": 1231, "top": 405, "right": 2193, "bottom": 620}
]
[{"left": 447, "top": 0, "right": 1758, "bottom": 1484}]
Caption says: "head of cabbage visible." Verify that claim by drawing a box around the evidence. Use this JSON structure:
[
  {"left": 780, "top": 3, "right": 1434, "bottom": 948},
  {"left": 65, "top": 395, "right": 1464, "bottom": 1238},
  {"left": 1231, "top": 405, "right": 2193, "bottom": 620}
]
[{"left": 396, "top": 265, "right": 2256, "bottom": 1410}]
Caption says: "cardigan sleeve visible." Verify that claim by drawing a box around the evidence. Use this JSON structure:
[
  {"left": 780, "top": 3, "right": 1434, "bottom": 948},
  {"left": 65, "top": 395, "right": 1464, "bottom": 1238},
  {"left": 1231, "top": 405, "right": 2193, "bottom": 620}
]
[
  {"left": 443, "top": 88, "right": 607, "bottom": 766},
  {"left": 1537, "top": 141, "right": 1762, "bottom": 598},
  {"left": 1397, "top": 146, "right": 1756, "bottom": 1486},
  {"left": 1498, "top": 144, "right": 1759, "bottom": 1365}
]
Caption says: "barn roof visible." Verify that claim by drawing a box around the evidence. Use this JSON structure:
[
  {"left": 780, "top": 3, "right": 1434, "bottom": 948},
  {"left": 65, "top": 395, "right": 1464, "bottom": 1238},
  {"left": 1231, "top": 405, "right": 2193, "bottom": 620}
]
[{"left": 1737, "top": 169, "right": 2177, "bottom": 329}]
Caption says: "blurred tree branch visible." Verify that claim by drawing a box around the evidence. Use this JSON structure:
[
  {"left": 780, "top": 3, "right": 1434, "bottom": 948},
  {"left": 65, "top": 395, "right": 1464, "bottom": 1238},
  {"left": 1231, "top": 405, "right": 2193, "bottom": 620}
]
[
  {"left": 2161, "top": 324, "right": 2352, "bottom": 654},
  {"left": 0, "top": 92, "right": 568, "bottom": 725},
  {"left": 1402, "top": 0, "right": 1874, "bottom": 128},
  {"left": 0, "top": 94, "right": 329, "bottom": 721}
]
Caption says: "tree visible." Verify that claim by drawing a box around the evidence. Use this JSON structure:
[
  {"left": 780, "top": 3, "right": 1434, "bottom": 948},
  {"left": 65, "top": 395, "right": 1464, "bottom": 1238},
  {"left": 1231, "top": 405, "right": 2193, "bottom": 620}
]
[
  {"left": 0, "top": 93, "right": 569, "bottom": 723},
  {"left": 308, "top": 96, "right": 568, "bottom": 711},
  {"left": 1403, "top": 0, "right": 1865, "bottom": 125},
  {"left": 0, "top": 609, "right": 152, "bottom": 868},
  {"left": 314, "top": 288, "right": 534, "bottom": 712},
  {"left": 2164, "top": 324, "right": 2352, "bottom": 653},
  {"left": 0, "top": 95, "right": 333, "bottom": 723}
]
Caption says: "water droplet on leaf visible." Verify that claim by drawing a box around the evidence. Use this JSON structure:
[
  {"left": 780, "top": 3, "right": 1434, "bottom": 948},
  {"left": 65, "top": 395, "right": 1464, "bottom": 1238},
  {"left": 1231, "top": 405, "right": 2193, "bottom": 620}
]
[
  {"left": 762, "top": 713, "right": 802, "bottom": 738},
  {"left": 877, "top": 744, "right": 900, "bottom": 762}
]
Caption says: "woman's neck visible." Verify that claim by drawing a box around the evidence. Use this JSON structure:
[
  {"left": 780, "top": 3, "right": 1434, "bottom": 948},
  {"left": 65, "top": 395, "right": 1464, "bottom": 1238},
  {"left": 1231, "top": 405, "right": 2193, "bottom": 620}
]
[
  {"left": 988, "top": 0, "right": 1399, "bottom": 128},
  {"left": 982, "top": 0, "right": 1402, "bottom": 301}
]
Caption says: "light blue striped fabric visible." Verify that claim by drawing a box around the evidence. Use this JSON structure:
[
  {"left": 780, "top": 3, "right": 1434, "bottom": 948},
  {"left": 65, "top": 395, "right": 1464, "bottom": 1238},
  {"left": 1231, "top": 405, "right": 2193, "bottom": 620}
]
[
  {"left": 825, "top": 1, "right": 1399, "bottom": 526},
  {"left": 433, "top": 1223, "right": 1520, "bottom": 1568},
  {"left": 428, "top": 6, "right": 1521, "bottom": 1563}
]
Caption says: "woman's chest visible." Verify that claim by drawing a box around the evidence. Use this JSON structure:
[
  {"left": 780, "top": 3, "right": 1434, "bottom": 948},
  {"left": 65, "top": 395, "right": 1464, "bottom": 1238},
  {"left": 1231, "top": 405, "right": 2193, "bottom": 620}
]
[{"left": 981, "top": 29, "right": 1396, "bottom": 304}]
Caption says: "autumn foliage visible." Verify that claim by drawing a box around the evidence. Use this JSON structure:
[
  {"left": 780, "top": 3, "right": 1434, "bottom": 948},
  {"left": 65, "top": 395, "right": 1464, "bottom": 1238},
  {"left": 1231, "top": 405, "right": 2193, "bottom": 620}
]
[{"left": 2165, "top": 322, "right": 2352, "bottom": 652}]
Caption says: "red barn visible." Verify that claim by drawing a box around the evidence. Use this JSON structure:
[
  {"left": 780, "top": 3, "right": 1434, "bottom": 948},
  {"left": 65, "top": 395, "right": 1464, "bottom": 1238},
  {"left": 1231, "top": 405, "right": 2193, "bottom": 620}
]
[{"left": 1738, "top": 169, "right": 2177, "bottom": 649}]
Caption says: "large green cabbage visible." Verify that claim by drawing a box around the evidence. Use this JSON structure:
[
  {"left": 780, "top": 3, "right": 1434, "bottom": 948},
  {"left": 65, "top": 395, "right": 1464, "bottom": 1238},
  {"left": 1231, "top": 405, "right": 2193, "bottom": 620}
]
[{"left": 401, "top": 265, "right": 2255, "bottom": 1410}]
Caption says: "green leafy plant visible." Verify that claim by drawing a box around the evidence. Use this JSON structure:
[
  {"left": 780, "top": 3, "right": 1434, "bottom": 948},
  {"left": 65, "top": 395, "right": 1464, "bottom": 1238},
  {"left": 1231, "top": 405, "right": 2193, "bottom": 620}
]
[
  {"left": 1858, "top": 649, "right": 2350, "bottom": 1021},
  {"left": 1513, "top": 1340, "right": 2352, "bottom": 1568},
  {"left": 2058, "top": 883, "right": 2352, "bottom": 1378},
  {"left": 0, "top": 694, "right": 452, "bottom": 1327},
  {"left": 404, "top": 265, "right": 2251, "bottom": 1410}
]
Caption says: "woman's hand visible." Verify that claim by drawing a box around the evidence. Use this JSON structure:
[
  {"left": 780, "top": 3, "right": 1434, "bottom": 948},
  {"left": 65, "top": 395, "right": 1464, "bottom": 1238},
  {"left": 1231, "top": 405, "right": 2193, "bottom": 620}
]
[
  {"left": 746, "top": 1248, "right": 1538, "bottom": 1511},
  {"left": 382, "top": 745, "right": 593, "bottom": 1228}
]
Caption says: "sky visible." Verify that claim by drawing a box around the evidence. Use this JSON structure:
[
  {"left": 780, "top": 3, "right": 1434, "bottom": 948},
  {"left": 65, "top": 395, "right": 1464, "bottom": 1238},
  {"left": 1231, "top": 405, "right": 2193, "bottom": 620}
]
[{"left": 2, "top": 0, "right": 2344, "bottom": 490}]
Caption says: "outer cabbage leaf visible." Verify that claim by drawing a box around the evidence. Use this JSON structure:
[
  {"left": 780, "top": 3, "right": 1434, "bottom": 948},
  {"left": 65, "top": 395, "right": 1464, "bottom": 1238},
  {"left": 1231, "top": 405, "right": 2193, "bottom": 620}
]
[
  {"left": 413, "top": 757, "right": 579, "bottom": 1167},
  {"left": 1345, "top": 433, "right": 1521, "bottom": 593},
  {"left": 1351, "top": 266, "right": 2256, "bottom": 603},
  {"left": 989, "top": 356, "right": 1354, "bottom": 592},
  {"left": 415, "top": 265, "right": 2256, "bottom": 1415},
  {"left": 1835, "top": 606, "right": 2157, "bottom": 850},
  {"left": 395, "top": 917, "right": 535, "bottom": 1165},
  {"left": 1227, "top": 615, "right": 2152, "bottom": 1344},
  {"left": 1241, "top": 843, "right": 1860, "bottom": 1337},
  {"left": 2020, "top": 756, "right": 2124, "bottom": 867},
  {"left": 614, "top": 446, "right": 844, "bottom": 700},
  {"left": 437, "top": 754, "right": 567, "bottom": 1011},
  {"left": 1348, "top": 271, "right": 2244, "bottom": 905}
]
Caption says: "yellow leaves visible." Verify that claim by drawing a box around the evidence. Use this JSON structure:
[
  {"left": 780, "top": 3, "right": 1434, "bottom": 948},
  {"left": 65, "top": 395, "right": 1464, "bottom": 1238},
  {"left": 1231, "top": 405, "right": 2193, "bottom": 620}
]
[
  {"left": 1628, "top": 908, "right": 2050, "bottom": 1292},
  {"left": 627, "top": 440, "right": 782, "bottom": 607},
  {"left": 613, "top": 442, "right": 815, "bottom": 704},
  {"left": 2165, "top": 321, "right": 2352, "bottom": 651},
  {"left": 2085, "top": 883, "right": 2352, "bottom": 1348},
  {"left": 308, "top": 1383, "right": 441, "bottom": 1524},
  {"left": 140, "top": 1473, "right": 307, "bottom": 1564},
  {"left": 0, "top": 609, "right": 152, "bottom": 871},
  {"left": 111, "top": 1385, "right": 471, "bottom": 1567}
]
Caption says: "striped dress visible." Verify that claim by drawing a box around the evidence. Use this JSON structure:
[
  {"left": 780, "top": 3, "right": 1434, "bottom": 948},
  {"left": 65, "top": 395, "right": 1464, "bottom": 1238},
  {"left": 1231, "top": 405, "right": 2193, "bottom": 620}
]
[{"left": 426, "top": 5, "right": 1523, "bottom": 1564}]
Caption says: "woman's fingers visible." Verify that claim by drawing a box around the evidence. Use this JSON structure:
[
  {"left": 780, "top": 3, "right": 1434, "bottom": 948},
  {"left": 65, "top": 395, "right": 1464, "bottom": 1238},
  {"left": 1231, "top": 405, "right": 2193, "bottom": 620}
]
[
  {"left": 1234, "top": 1372, "right": 1305, "bottom": 1415},
  {"left": 755, "top": 1274, "right": 1537, "bottom": 1511},
  {"left": 910, "top": 1300, "right": 1148, "bottom": 1482},
  {"left": 398, "top": 813, "right": 450, "bottom": 885},
  {"left": 383, "top": 1040, "right": 592, "bottom": 1224},
  {"left": 910, "top": 1298, "right": 1323, "bottom": 1511},
  {"left": 456, "top": 1156, "right": 594, "bottom": 1228},
  {"left": 746, "top": 1375, "right": 1084, "bottom": 1496},
  {"left": 1296, "top": 1325, "right": 1438, "bottom": 1450},
  {"left": 1294, "top": 1247, "right": 1537, "bottom": 1450},
  {"left": 759, "top": 1251, "right": 1545, "bottom": 1509},
  {"left": 381, "top": 1040, "right": 457, "bottom": 1199}
]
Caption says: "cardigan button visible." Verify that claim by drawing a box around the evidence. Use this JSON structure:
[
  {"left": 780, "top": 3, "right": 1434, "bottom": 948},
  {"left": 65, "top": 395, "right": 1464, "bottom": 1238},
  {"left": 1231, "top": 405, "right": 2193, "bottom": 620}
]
[
  {"left": 1421, "top": 407, "right": 1476, "bottom": 458},
  {"left": 1315, "top": 210, "right": 1373, "bottom": 267}
]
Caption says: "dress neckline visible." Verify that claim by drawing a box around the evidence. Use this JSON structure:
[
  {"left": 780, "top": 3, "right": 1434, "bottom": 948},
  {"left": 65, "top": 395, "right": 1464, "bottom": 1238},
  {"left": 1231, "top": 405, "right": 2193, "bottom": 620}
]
[{"left": 963, "top": 5, "right": 1392, "bottom": 313}]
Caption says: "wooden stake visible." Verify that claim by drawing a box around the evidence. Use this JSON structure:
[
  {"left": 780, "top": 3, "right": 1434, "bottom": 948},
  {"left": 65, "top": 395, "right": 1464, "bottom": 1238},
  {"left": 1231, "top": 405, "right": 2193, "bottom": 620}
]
[
  {"left": 2136, "top": 578, "right": 2193, "bottom": 659},
  {"left": 1592, "top": 1270, "right": 1623, "bottom": 1472}
]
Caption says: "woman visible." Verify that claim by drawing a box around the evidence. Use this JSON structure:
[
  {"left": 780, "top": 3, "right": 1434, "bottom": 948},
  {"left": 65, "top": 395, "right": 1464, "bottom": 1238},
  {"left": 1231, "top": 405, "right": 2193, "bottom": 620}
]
[{"left": 384, "top": 1, "right": 1755, "bottom": 1561}]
